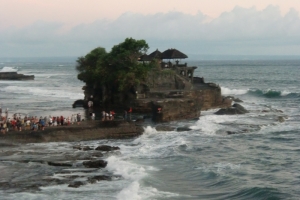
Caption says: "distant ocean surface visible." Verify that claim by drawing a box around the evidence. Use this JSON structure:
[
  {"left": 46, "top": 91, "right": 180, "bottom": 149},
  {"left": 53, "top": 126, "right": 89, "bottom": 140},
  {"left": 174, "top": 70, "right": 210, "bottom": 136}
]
[{"left": 0, "top": 59, "right": 300, "bottom": 200}]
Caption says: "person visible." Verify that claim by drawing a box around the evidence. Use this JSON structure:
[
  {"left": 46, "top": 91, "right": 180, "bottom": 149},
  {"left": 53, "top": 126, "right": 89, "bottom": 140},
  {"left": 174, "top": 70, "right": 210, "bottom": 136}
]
[
  {"left": 110, "top": 111, "right": 115, "bottom": 120},
  {"left": 102, "top": 111, "right": 105, "bottom": 121},
  {"left": 88, "top": 100, "right": 93, "bottom": 108},
  {"left": 105, "top": 112, "right": 109, "bottom": 121},
  {"left": 39, "top": 117, "right": 45, "bottom": 130},
  {"left": 49, "top": 116, "right": 53, "bottom": 126},
  {"left": 123, "top": 110, "right": 127, "bottom": 120},
  {"left": 25, "top": 118, "right": 31, "bottom": 130},
  {"left": 91, "top": 113, "right": 95, "bottom": 120},
  {"left": 128, "top": 107, "right": 132, "bottom": 120},
  {"left": 5, "top": 108, "right": 8, "bottom": 119},
  {"left": 77, "top": 113, "right": 81, "bottom": 125}
]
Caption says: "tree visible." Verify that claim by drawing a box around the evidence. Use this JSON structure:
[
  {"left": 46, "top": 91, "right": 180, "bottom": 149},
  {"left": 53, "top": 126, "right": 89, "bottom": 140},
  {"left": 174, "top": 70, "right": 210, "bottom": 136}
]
[
  {"left": 76, "top": 38, "right": 153, "bottom": 105},
  {"left": 76, "top": 47, "right": 107, "bottom": 84}
]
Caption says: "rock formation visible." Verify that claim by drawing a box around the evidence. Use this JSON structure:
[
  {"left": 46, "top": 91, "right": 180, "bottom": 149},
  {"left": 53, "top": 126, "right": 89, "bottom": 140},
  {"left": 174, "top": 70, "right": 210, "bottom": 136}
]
[
  {"left": 0, "top": 72, "right": 34, "bottom": 80},
  {"left": 78, "top": 65, "right": 232, "bottom": 122}
]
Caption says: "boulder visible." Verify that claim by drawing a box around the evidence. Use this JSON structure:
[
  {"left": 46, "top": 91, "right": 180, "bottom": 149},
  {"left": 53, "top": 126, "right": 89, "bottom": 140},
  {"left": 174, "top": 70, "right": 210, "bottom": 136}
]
[
  {"left": 88, "top": 175, "right": 112, "bottom": 184},
  {"left": 215, "top": 103, "right": 248, "bottom": 115},
  {"left": 68, "top": 181, "right": 86, "bottom": 188},
  {"left": 72, "top": 99, "right": 85, "bottom": 108},
  {"left": 48, "top": 162, "right": 73, "bottom": 167},
  {"left": 82, "top": 160, "right": 107, "bottom": 168},
  {"left": 277, "top": 116, "right": 285, "bottom": 123},
  {"left": 177, "top": 126, "right": 192, "bottom": 132},
  {"left": 225, "top": 96, "right": 243, "bottom": 102},
  {"left": 155, "top": 125, "right": 175, "bottom": 131},
  {"left": 95, "top": 145, "right": 120, "bottom": 151}
]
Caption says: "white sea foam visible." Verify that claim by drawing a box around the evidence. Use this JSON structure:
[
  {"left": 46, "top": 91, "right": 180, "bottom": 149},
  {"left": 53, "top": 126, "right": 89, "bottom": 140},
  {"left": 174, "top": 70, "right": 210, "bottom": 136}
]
[
  {"left": 281, "top": 90, "right": 292, "bottom": 96},
  {"left": 0, "top": 85, "right": 84, "bottom": 100},
  {"left": 0, "top": 66, "right": 18, "bottom": 72},
  {"left": 106, "top": 156, "right": 147, "bottom": 180},
  {"left": 190, "top": 114, "right": 238, "bottom": 135},
  {"left": 221, "top": 86, "right": 248, "bottom": 95}
]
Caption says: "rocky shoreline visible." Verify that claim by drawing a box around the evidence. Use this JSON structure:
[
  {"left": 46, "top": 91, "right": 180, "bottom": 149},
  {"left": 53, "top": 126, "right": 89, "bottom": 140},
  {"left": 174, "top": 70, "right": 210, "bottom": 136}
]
[{"left": 0, "top": 120, "right": 143, "bottom": 144}]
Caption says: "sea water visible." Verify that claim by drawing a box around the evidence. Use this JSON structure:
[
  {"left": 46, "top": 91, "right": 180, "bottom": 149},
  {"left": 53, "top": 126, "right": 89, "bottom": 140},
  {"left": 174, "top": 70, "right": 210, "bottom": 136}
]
[{"left": 0, "top": 59, "right": 300, "bottom": 200}]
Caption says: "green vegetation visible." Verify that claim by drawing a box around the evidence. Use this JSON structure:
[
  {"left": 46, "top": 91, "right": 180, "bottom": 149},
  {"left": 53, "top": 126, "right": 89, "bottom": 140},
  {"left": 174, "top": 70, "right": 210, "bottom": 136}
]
[{"left": 76, "top": 38, "right": 154, "bottom": 92}]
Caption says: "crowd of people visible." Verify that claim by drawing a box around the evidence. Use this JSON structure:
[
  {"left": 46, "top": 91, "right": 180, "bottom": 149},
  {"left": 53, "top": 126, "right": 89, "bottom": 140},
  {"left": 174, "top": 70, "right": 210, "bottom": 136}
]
[
  {"left": 0, "top": 112, "right": 83, "bottom": 134},
  {"left": 0, "top": 106, "right": 133, "bottom": 134}
]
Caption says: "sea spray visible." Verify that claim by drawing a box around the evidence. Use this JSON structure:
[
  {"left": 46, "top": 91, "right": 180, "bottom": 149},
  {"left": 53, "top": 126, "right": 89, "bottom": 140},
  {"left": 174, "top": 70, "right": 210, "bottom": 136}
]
[{"left": 221, "top": 86, "right": 248, "bottom": 95}]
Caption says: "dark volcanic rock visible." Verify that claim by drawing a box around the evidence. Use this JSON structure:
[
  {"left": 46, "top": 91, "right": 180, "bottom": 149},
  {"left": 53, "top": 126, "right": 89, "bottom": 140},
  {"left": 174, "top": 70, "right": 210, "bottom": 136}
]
[
  {"left": 82, "top": 160, "right": 107, "bottom": 168},
  {"left": 82, "top": 146, "right": 93, "bottom": 151},
  {"left": 277, "top": 116, "right": 285, "bottom": 123},
  {"left": 225, "top": 96, "right": 243, "bottom": 102},
  {"left": 68, "top": 181, "right": 86, "bottom": 188},
  {"left": 155, "top": 125, "right": 175, "bottom": 131},
  {"left": 91, "top": 152, "right": 104, "bottom": 158},
  {"left": 0, "top": 72, "right": 34, "bottom": 80},
  {"left": 88, "top": 175, "right": 112, "bottom": 184},
  {"left": 215, "top": 103, "right": 248, "bottom": 115},
  {"left": 73, "top": 145, "right": 93, "bottom": 151},
  {"left": 232, "top": 103, "right": 248, "bottom": 113},
  {"left": 227, "top": 131, "right": 238, "bottom": 135},
  {"left": 72, "top": 99, "right": 85, "bottom": 108},
  {"left": 48, "top": 162, "right": 73, "bottom": 167},
  {"left": 95, "top": 145, "right": 120, "bottom": 151},
  {"left": 177, "top": 126, "right": 192, "bottom": 132}
]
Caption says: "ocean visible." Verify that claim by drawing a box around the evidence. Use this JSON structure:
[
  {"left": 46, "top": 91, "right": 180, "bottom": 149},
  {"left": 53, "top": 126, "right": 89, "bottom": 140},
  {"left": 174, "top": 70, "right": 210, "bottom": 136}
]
[{"left": 0, "top": 59, "right": 300, "bottom": 200}]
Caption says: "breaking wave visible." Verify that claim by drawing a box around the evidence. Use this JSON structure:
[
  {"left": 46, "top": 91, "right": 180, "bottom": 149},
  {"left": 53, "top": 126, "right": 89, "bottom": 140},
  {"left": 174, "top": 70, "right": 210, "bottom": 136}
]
[
  {"left": 248, "top": 89, "right": 300, "bottom": 98},
  {"left": 221, "top": 87, "right": 248, "bottom": 95},
  {"left": 0, "top": 66, "right": 18, "bottom": 72}
]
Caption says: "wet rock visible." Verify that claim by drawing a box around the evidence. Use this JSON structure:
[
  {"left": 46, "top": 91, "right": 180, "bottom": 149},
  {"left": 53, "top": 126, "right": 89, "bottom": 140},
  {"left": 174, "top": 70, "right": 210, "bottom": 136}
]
[
  {"left": 277, "top": 116, "right": 285, "bottom": 123},
  {"left": 155, "top": 125, "right": 175, "bottom": 131},
  {"left": 73, "top": 145, "right": 82, "bottom": 150},
  {"left": 225, "top": 96, "right": 243, "bottom": 102},
  {"left": 73, "top": 145, "right": 93, "bottom": 151},
  {"left": 232, "top": 103, "right": 248, "bottom": 113},
  {"left": 82, "top": 146, "right": 93, "bottom": 151},
  {"left": 48, "top": 162, "right": 73, "bottom": 167},
  {"left": 227, "top": 131, "right": 238, "bottom": 135},
  {"left": 91, "top": 152, "right": 104, "bottom": 158},
  {"left": 82, "top": 160, "right": 107, "bottom": 168},
  {"left": 88, "top": 175, "right": 112, "bottom": 184},
  {"left": 95, "top": 145, "right": 120, "bottom": 151},
  {"left": 68, "top": 181, "right": 86, "bottom": 188},
  {"left": 135, "top": 118, "right": 145, "bottom": 123},
  {"left": 177, "top": 126, "right": 192, "bottom": 132},
  {"left": 215, "top": 103, "right": 248, "bottom": 115},
  {"left": 72, "top": 99, "right": 85, "bottom": 108}
]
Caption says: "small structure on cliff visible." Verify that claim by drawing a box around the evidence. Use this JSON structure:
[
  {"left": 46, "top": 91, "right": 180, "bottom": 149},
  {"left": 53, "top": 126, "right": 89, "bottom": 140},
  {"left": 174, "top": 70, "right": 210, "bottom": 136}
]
[{"left": 134, "top": 49, "right": 230, "bottom": 122}]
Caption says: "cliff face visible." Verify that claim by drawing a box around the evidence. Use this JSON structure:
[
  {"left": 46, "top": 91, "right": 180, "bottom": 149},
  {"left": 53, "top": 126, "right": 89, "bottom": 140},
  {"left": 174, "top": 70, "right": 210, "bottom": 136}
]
[{"left": 80, "top": 67, "right": 232, "bottom": 122}]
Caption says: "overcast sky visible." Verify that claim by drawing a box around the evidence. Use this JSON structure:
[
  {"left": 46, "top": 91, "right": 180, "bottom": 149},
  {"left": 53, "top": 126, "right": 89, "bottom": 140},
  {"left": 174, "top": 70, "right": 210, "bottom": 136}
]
[{"left": 1, "top": 0, "right": 300, "bottom": 58}]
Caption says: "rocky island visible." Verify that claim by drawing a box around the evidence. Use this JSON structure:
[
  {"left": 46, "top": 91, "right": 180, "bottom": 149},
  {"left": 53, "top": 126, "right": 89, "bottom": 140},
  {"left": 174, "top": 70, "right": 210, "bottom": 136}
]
[
  {"left": 0, "top": 71, "right": 34, "bottom": 80},
  {"left": 76, "top": 38, "right": 232, "bottom": 123}
]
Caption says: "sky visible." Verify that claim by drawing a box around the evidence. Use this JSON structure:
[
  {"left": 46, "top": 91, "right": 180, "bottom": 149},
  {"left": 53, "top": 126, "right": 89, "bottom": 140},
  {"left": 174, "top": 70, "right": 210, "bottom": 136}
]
[{"left": 1, "top": 0, "right": 300, "bottom": 59}]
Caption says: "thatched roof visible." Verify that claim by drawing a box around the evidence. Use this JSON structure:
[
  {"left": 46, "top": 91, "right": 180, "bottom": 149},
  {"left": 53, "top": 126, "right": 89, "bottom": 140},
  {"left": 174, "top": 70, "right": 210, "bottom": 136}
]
[
  {"left": 161, "top": 48, "right": 188, "bottom": 59},
  {"left": 138, "top": 54, "right": 151, "bottom": 61},
  {"left": 148, "top": 49, "right": 162, "bottom": 59}
]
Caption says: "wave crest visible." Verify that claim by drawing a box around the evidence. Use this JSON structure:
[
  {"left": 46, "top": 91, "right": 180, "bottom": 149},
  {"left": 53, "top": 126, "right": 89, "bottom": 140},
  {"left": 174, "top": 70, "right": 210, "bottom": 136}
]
[
  {"left": 248, "top": 89, "right": 299, "bottom": 98},
  {"left": 0, "top": 66, "right": 18, "bottom": 72}
]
